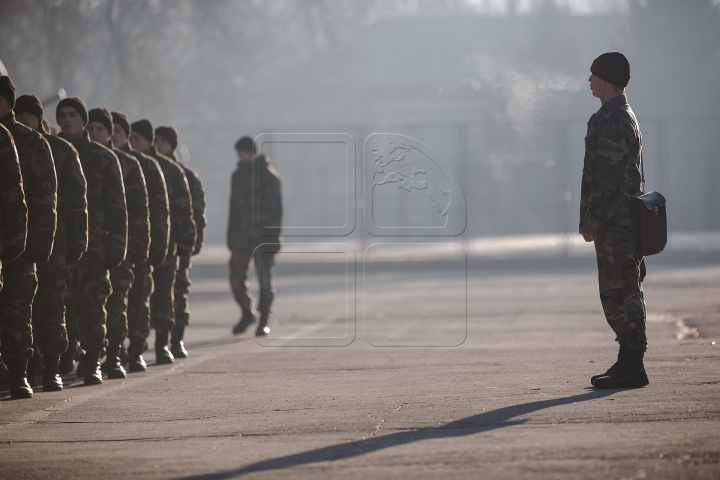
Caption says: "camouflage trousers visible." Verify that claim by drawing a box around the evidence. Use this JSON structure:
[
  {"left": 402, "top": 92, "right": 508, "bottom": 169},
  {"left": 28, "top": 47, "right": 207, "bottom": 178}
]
[
  {"left": 33, "top": 263, "right": 70, "bottom": 356},
  {"left": 174, "top": 254, "right": 192, "bottom": 329},
  {"left": 0, "top": 260, "right": 38, "bottom": 359},
  {"left": 229, "top": 248, "right": 275, "bottom": 313},
  {"left": 106, "top": 260, "right": 134, "bottom": 343},
  {"left": 128, "top": 262, "right": 153, "bottom": 341},
  {"left": 594, "top": 231, "right": 647, "bottom": 351},
  {"left": 151, "top": 254, "right": 178, "bottom": 333},
  {"left": 66, "top": 257, "right": 112, "bottom": 352}
]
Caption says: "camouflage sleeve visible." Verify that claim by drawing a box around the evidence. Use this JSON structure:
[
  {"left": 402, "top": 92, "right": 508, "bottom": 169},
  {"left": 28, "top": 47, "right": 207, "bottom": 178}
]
[
  {"left": 579, "top": 153, "right": 591, "bottom": 233},
  {"left": 144, "top": 157, "right": 170, "bottom": 263},
  {"left": 62, "top": 147, "right": 88, "bottom": 254},
  {"left": 262, "top": 167, "right": 282, "bottom": 232},
  {"left": 579, "top": 119, "right": 631, "bottom": 236},
  {"left": 24, "top": 136, "right": 57, "bottom": 260},
  {"left": 171, "top": 166, "right": 197, "bottom": 257},
  {"left": 186, "top": 168, "right": 207, "bottom": 255},
  {"left": 103, "top": 151, "right": 128, "bottom": 262},
  {"left": 0, "top": 129, "right": 28, "bottom": 255},
  {"left": 125, "top": 157, "right": 150, "bottom": 263}
]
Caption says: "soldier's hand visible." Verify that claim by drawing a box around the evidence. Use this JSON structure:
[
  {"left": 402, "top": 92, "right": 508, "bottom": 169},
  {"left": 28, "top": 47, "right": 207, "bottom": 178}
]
[
  {"left": 580, "top": 230, "right": 597, "bottom": 243},
  {"left": 66, "top": 248, "right": 84, "bottom": 265}
]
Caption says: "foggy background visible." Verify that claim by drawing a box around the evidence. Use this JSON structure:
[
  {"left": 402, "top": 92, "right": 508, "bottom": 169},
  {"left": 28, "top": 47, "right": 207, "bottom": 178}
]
[{"left": 2, "top": 0, "right": 719, "bottom": 247}]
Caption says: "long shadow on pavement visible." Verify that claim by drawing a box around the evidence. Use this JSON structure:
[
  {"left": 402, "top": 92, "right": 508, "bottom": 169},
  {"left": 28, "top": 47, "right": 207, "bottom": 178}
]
[{"left": 179, "top": 389, "right": 615, "bottom": 479}]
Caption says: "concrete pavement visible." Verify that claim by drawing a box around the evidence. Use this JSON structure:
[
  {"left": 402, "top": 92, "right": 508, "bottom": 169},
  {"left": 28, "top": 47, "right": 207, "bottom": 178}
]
[{"left": 1, "top": 258, "right": 719, "bottom": 479}]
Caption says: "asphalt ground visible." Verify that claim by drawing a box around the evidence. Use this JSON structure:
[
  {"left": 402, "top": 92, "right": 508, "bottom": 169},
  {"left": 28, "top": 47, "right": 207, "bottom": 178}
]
[{"left": 1, "top": 257, "right": 719, "bottom": 479}]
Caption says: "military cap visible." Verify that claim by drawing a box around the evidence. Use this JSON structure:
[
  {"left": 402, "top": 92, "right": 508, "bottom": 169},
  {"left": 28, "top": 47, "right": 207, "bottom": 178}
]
[
  {"left": 111, "top": 111, "right": 131, "bottom": 137},
  {"left": 234, "top": 136, "right": 255, "bottom": 154},
  {"left": 15, "top": 94, "right": 44, "bottom": 124},
  {"left": 0, "top": 76, "right": 16, "bottom": 108},
  {"left": 131, "top": 119, "right": 154, "bottom": 144},
  {"left": 56, "top": 96, "right": 88, "bottom": 125},
  {"left": 88, "top": 107, "right": 113, "bottom": 135},
  {"left": 591, "top": 52, "right": 630, "bottom": 88},
  {"left": 155, "top": 125, "right": 178, "bottom": 151}
]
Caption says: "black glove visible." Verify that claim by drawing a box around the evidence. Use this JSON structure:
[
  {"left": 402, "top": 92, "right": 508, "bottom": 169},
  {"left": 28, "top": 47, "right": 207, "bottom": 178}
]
[
  {"left": 66, "top": 248, "right": 84, "bottom": 265},
  {"left": 2, "top": 246, "right": 24, "bottom": 263},
  {"left": 22, "top": 248, "right": 49, "bottom": 264},
  {"left": 148, "top": 249, "right": 166, "bottom": 267},
  {"left": 102, "top": 256, "right": 123, "bottom": 270}
]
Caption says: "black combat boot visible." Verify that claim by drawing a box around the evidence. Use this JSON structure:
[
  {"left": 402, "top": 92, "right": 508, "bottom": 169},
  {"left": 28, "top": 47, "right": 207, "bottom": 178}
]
[
  {"left": 170, "top": 325, "right": 188, "bottom": 359},
  {"left": 593, "top": 346, "right": 648, "bottom": 389},
  {"left": 591, "top": 346, "right": 629, "bottom": 384},
  {"left": 42, "top": 353, "right": 64, "bottom": 392},
  {"left": 255, "top": 311, "right": 270, "bottom": 337},
  {"left": 155, "top": 330, "right": 174, "bottom": 365},
  {"left": 59, "top": 338, "right": 79, "bottom": 375},
  {"left": 83, "top": 350, "right": 103, "bottom": 385},
  {"left": 6, "top": 352, "right": 33, "bottom": 399},
  {"left": 0, "top": 357, "right": 9, "bottom": 385},
  {"left": 233, "top": 307, "right": 255, "bottom": 335},
  {"left": 127, "top": 337, "right": 147, "bottom": 372},
  {"left": 103, "top": 342, "right": 127, "bottom": 379},
  {"left": 26, "top": 346, "right": 43, "bottom": 388}
]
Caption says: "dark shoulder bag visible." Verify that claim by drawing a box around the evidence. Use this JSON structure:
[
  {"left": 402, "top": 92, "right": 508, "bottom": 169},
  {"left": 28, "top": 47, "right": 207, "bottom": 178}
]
[{"left": 628, "top": 156, "right": 667, "bottom": 257}]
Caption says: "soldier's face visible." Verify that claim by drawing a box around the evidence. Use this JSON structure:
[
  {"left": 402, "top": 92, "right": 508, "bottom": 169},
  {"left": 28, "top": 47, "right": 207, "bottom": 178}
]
[
  {"left": 154, "top": 135, "right": 173, "bottom": 156},
  {"left": 112, "top": 123, "right": 127, "bottom": 148},
  {"left": 87, "top": 121, "right": 111, "bottom": 145},
  {"left": 0, "top": 96, "right": 10, "bottom": 117},
  {"left": 58, "top": 106, "right": 86, "bottom": 139},
  {"left": 237, "top": 150, "right": 254, "bottom": 163},
  {"left": 16, "top": 111, "right": 40, "bottom": 131},
  {"left": 129, "top": 131, "right": 151, "bottom": 153},
  {"left": 588, "top": 74, "right": 606, "bottom": 98}
]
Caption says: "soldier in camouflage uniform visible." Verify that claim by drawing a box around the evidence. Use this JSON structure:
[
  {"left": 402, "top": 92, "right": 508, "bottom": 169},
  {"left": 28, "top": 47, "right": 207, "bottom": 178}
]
[
  {"left": 579, "top": 53, "right": 648, "bottom": 389},
  {"left": 0, "top": 76, "right": 57, "bottom": 399},
  {"left": 87, "top": 108, "right": 149, "bottom": 379},
  {"left": 57, "top": 97, "right": 127, "bottom": 386},
  {"left": 112, "top": 112, "right": 169, "bottom": 372},
  {"left": 129, "top": 119, "right": 195, "bottom": 365},
  {"left": 0, "top": 123, "right": 28, "bottom": 292},
  {"left": 229, "top": 137, "right": 281, "bottom": 337},
  {"left": 155, "top": 126, "right": 206, "bottom": 358},
  {"left": 15, "top": 94, "right": 88, "bottom": 392}
]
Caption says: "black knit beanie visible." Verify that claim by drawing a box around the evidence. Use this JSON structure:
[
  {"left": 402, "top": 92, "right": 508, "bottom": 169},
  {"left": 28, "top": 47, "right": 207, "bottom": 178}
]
[
  {"left": 56, "top": 97, "right": 88, "bottom": 125},
  {"left": 234, "top": 136, "right": 255, "bottom": 154},
  {"left": 0, "top": 76, "right": 16, "bottom": 108},
  {"left": 155, "top": 125, "right": 178, "bottom": 151},
  {"left": 88, "top": 107, "right": 113, "bottom": 134},
  {"left": 15, "top": 94, "right": 44, "bottom": 124},
  {"left": 111, "top": 111, "right": 131, "bottom": 137},
  {"left": 590, "top": 52, "right": 630, "bottom": 88},
  {"left": 131, "top": 119, "right": 154, "bottom": 143}
]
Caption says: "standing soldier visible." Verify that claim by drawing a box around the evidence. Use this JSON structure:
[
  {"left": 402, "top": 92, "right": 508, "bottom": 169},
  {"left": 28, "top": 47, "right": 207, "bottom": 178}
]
[
  {"left": 0, "top": 122, "right": 27, "bottom": 291},
  {"left": 57, "top": 97, "right": 127, "bottom": 386},
  {"left": 229, "top": 136, "right": 281, "bottom": 337},
  {"left": 87, "top": 108, "right": 149, "bottom": 379},
  {"left": 111, "top": 112, "right": 169, "bottom": 372},
  {"left": 15, "top": 94, "right": 88, "bottom": 392},
  {"left": 0, "top": 76, "right": 57, "bottom": 399},
  {"left": 154, "top": 126, "right": 206, "bottom": 358},
  {"left": 129, "top": 119, "right": 195, "bottom": 364},
  {"left": 579, "top": 53, "right": 648, "bottom": 389}
]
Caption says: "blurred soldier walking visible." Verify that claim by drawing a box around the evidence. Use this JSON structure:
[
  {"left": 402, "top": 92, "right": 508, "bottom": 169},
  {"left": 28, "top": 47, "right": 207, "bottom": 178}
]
[
  {"left": 579, "top": 53, "right": 648, "bottom": 389},
  {"left": 129, "top": 119, "right": 195, "bottom": 365},
  {"left": 0, "top": 76, "right": 57, "bottom": 399},
  {"left": 229, "top": 136, "right": 281, "bottom": 337},
  {"left": 112, "top": 112, "right": 169, "bottom": 372},
  {"left": 58, "top": 97, "right": 127, "bottom": 386},
  {"left": 154, "top": 126, "right": 206, "bottom": 358},
  {"left": 87, "top": 108, "right": 149, "bottom": 379},
  {"left": 15, "top": 94, "right": 88, "bottom": 391}
]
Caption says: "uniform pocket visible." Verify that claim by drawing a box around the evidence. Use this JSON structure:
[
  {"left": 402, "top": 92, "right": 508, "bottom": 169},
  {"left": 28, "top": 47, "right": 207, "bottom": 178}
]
[{"left": 606, "top": 254, "right": 639, "bottom": 290}]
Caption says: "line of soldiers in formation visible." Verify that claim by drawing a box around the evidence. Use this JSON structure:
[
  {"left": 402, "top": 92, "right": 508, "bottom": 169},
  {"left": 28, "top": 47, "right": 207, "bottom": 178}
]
[{"left": 0, "top": 75, "right": 206, "bottom": 400}]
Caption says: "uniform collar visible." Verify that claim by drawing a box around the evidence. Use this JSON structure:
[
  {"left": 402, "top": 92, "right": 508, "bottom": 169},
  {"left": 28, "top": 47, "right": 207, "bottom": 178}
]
[
  {"left": 62, "top": 130, "right": 90, "bottom": 150},
  {"left": 598, "top": 94, "right": 628, "bottom": 116},
  {"left": 0, "top": 111, "right": 15, "bottom": 127}
]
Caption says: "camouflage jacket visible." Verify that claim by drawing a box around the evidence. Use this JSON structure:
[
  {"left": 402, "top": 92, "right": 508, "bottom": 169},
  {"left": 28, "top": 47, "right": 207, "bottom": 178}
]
[
  {"left": 44, "top": 134, "right": 88, "bottom": 265},
  {"left": 0, "top": 112, "right": 57, "bottom": 262},
  {"left": 63, "top": 131, "right": 127, "bottom": 265},
  {"left": 579, "top": 94, "right": 642, "bottom": 236},
  {"left": 149, "top": 146, "right": 195, "bottom": 257},
  {"left": 227, "top": 155, "right": 282, "bottom": 251},
  {"left": 175, "top": 155, "right": 206, "bottom": 255},
  {"left": 121, "top": 144, "right": 170, "bottom": 266},
  {"left": 0, "top": 123, "right": 28, "bottom": 261},
  {"left": 111, "top": 142, "right": 150, "bottom": 265}
]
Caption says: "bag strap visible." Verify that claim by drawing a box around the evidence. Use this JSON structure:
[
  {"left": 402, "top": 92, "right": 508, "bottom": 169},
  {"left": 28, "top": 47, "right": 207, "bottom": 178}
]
[{"left": 640, "top": 152, "right": 646, "bottom": 194}]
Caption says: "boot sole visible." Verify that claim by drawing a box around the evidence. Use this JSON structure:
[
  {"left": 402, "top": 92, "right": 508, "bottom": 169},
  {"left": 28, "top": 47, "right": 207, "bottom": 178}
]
[
  {"left": 43, "top": 383, "right": 63, "bottom": 392},
  {"left": 594, "top": 377, "right": 649, "bottom": 389},
  {"left": 107, "top": 371, "right": 127, "bottom": 379},
  {"left": 156, "top": 357, "right": 174, "bottom": 365},
  {"left": 83, "top": 377, "right": 103, "bottom": 386},
  {"left": 10, "top": 390, "right": 33, "bottom": 399}
]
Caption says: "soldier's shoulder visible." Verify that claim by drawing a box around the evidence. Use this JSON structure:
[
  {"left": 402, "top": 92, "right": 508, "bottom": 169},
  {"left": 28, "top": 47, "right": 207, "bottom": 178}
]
[
  {"left": 88, "top": 140, "right": 119, "bottom": 162},
  {"left": 114, "top": 147, "right": 141, "bottom": 167},
  {"left": 10, "top": 121, "right": 40, "bottom": 141},
  {"left": 46, "top": 134, "right": 78, "bottom": 157},
  {"left": 0, "top": 122, "right": 10, "bottom": 141}
]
